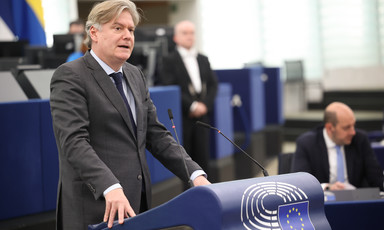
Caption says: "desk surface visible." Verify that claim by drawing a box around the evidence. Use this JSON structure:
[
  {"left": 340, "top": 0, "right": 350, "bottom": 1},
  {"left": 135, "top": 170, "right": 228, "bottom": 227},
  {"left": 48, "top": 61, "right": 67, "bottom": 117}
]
[
  {"left": 324, "top": 187, "right": 382, "bottom": 202},
  {"left": 324, "top": 188, "right": 384, "bottom": 230},
  {"left": 325, "top": 198, "right": 384, "bottom": 230}
]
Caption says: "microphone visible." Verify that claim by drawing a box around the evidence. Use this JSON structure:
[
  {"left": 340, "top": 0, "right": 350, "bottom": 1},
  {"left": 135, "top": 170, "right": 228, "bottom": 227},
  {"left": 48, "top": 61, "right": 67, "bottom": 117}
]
[
  {"left": 196, "top": 121, "right": 269, "bottom": 177},
  {"left": 168, "top": 109, "right": 194, "bottom": 188}
]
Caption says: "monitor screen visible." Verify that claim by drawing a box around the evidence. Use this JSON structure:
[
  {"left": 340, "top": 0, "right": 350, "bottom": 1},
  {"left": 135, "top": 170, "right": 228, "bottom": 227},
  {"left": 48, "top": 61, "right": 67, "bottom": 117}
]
[
  {"left": 53, "top": 34, "right": 76, "bottom": 55},
  {"left": 135, "top": 26, "right": 175, "bottom": 53},
  {"left": 0, "top": 41, "right": 28, "bottom": 57}
]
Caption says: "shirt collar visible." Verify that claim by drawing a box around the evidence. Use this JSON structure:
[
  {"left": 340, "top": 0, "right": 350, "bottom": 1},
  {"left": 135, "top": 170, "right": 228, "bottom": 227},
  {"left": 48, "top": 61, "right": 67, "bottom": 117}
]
[
  {"left": 177, "top": 45, "right": 197, "bottom": 58},
  {"left": 323, "top": 127, "right": 338, "bottom": 149},
  {"left": 90, "top": 50, "right": 122, "bottom": 75}
]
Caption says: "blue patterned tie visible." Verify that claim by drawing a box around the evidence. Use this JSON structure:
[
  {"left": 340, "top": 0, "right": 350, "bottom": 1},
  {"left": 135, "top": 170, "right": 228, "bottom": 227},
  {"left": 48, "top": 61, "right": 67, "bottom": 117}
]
[
  {"left": 110, "top": 72, "right": 137, "bottom": 136},
  {"left": 335, "top": 145, "right": 345, "bottom": 182}
]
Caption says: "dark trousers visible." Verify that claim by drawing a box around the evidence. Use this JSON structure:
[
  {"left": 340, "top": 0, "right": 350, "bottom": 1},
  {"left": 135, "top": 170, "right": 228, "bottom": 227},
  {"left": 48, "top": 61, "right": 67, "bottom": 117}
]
[
  {"left": 139, "top": 192, "right": 148, "bottom": 213},
  {"left": 182, "top": 114, "right": 211, "bottom": 175}
]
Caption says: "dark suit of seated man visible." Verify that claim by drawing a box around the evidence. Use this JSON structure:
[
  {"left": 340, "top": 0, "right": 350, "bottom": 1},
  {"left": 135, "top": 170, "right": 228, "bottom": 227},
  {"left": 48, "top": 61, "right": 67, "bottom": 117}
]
[{"left": 291, "top": 102, "right": 383, "bottom": 191}]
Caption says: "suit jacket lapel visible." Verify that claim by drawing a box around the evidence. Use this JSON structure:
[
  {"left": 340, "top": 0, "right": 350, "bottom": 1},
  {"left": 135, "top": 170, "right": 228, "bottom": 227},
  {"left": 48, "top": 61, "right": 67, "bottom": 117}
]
[
  {"left": 196, "top": 55, "right": 207, "bottom": 98},
  {"left": 175, "top": 51, "right": 190, "bottom": 81},
  {"left": 197, "top": 54, "right": 205, "bottom": 83},
  {"left": 123, "top": 66, "right": 141, "bottom": 141},
  {"left": 84, "top": 53, "right": 137, "bottom": 140},
  {"left": 317, "top": 128, "right": 331, "bottom": 181},
  {"left": 344, "top": 145, "right": 354, "bottom": 183},
  {"left": 175, "top": 51, "right": 196, "bottom": 96}
]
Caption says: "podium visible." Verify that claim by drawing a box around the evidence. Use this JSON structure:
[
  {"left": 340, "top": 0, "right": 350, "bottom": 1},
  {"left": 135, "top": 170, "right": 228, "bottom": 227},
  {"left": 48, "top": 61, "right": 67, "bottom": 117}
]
[{"left": 89, "top": 172, "right": 331, "bottom": 230}]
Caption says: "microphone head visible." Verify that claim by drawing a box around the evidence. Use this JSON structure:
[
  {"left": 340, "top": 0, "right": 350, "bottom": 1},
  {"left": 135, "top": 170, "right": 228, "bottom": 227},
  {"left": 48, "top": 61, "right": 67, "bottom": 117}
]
[
  {"left": 196, "top": 121, "right": 212, "bottom": 129},
  {"left": 167, "top": 109, "right": 173, "bottom": 120}
]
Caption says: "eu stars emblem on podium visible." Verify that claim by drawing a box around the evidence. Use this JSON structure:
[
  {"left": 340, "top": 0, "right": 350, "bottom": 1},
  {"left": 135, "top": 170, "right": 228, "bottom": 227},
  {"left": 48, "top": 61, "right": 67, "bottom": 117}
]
[
  {"left": 241, "top": 181, "right": 316, "bottom": 230},
  {"left": 278, "top": 201, "right": 315, "bottom": 230}
]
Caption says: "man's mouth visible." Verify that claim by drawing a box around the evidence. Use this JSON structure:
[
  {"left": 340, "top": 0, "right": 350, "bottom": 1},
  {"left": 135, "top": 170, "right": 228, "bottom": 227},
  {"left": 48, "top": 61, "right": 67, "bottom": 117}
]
[{"left": 118, "top": 45, "right": 130, "bottom": 49}]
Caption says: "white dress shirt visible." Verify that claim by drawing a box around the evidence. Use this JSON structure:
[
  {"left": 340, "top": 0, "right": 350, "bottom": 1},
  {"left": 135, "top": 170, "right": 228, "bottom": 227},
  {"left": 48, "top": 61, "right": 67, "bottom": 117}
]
[
  {"left": 177, "top": 46, "right": 201, "bottom": 93},
  {"left": 177, "top": 46, "right": 201, "bottom": 112}
]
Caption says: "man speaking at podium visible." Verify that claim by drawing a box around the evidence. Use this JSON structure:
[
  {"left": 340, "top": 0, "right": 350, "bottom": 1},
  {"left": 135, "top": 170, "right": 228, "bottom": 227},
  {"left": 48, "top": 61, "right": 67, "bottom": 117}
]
[
  {"left": 292, "top": 102, "right": 383, "bottom": 191},
  {"left": 50, "top": 1, "right": 210, "bottom": 229}
]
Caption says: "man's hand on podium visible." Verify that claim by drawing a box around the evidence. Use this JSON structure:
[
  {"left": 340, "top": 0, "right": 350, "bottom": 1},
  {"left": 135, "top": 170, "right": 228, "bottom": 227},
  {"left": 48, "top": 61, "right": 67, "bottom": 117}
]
[
  {"left": 193, "top": 175, "right": 211, "bottom": 187},
  {"left": 104, "top": 188, "right": 136, "bottom": 228},
  {"left": 325, "top": 181, "right": 357, "bottom": 191},
  {"left": 328, "top": 182, "right": 346, "bottom": 191}
]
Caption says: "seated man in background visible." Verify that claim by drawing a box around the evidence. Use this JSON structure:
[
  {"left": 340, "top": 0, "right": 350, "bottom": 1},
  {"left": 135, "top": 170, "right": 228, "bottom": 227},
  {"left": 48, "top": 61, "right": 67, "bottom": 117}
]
[
  {"left": 68, "top": 19, "right": 85, "bottom": 35},
  {"left": 291, "top": 102, "right": 383, "bottom": 191},
  {"left": 66, "top": 19, "right": 87, "bottom": 62}
]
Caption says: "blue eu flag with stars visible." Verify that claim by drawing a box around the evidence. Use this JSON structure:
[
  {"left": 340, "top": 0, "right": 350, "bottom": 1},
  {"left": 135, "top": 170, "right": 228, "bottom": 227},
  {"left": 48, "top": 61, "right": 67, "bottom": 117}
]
[{"left": 278, "top": 201, "right": 314, "bottom": 230}]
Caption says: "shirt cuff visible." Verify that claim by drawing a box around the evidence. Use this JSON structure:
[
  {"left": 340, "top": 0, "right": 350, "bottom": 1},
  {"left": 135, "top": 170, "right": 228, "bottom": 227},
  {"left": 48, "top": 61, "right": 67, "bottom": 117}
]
[
  {"left": 103, "top": 183, "right": 122, "bottom": 197},
  {"left": 321, "top": 183, "right": 330, "bottom": 191},
  {"left": 190, "top": 170, "right": 207, "bottom": 181},
  {"left": 189, "top": 101, "right": 198, "bottom": 112}
]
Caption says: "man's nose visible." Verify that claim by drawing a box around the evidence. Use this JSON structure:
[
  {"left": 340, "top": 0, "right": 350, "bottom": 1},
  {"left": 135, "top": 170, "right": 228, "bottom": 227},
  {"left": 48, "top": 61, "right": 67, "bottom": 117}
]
[
  {"left": 350, "top": 127, "right": 356, "bottom": 135},
  {"left": 123, "top": 29, "right": 133, "bottom": 39}
]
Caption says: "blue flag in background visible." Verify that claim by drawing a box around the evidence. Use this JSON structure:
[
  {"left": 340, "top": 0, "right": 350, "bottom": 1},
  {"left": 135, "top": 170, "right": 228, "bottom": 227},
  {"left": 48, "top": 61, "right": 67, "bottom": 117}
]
[{"left": 0, "top": 0, "right": 46, "bottom": 46}]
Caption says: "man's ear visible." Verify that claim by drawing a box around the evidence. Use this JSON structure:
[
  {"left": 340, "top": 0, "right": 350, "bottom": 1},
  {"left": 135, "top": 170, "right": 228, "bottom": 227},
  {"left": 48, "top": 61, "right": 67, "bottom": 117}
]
[
  {"left": 324, "top": 122, "right": 333, "bottom": 132},
  {"left": 173, "top": 35, "right": 177, "bottom": 44},
  {"left": 89, "top": 26, "right": 98, "bottom": 42}
]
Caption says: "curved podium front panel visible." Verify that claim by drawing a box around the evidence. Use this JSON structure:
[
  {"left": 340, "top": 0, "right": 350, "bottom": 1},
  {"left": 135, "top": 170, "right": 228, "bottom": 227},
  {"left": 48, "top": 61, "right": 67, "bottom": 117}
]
[{"left": 89, "top": 172, "right": 331, "bottom": 230}]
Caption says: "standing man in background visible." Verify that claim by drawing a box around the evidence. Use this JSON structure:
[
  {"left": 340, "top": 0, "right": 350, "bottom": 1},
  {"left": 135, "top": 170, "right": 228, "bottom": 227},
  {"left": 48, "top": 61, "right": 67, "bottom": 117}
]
[
  {"left": 292, "top": 102, "right": 383, "bottom": 191},
  {"left": 50, "top": 1, "right": 210, "bottom": 229},
  {"left": 159, "top": 20, "right": 218, "bottom": 175}
]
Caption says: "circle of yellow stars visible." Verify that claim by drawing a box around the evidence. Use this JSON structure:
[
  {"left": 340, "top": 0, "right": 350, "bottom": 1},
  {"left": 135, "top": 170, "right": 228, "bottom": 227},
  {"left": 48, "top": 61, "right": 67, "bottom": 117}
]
[{"left": 286, "top": 207, "right": 305, "bottom": 230}]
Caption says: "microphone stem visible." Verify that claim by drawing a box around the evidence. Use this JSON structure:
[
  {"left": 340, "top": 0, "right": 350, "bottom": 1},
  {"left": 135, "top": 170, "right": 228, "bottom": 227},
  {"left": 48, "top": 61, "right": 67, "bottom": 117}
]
[
  {"left": 195, "top": 121, "right": 269, "bottom": 177},
  {"left": 170, "top": 118, "right": 194, "bottom": 187},
  {"left": 216, "top": 130, "right": 269, "bottom": 177}
]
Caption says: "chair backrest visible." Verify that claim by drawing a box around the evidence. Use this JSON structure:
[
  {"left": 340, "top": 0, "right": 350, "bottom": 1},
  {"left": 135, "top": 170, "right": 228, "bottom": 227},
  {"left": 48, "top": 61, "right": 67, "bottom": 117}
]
[
  {"left": 278, "top": 152, "right": 294, "bottom": 174},
  {"left": 284, "top": 60, "right": 304, "bottom": 82}
]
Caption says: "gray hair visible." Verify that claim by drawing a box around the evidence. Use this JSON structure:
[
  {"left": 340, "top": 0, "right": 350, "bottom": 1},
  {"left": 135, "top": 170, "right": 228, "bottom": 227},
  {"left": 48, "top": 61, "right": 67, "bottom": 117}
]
[{"left": 84, "top": 0, "right": 140, "bottom": 48}]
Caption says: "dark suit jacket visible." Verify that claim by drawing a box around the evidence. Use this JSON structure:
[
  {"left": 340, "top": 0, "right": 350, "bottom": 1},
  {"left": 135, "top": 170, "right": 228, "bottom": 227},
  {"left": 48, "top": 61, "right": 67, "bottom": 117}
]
[
  {"left": 50, "top": 51, "right": 202, "bottom": 230},
  {"left": 292, "top": 126, "right": 383, "bottom": 190},
  {"left": 159, "top": 50, "right": 218, "bottom": 117}
]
